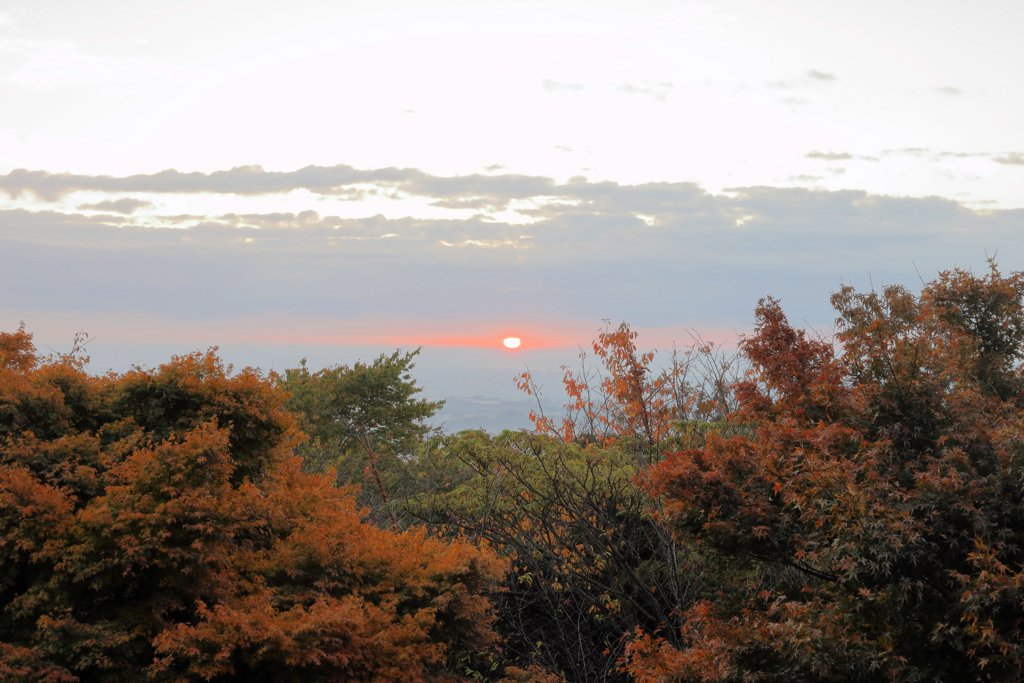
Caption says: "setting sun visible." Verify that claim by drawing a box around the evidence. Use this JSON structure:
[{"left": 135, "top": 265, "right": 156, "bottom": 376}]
[{"left": 503, "top": 337, "right": 521, "bottom": 349}]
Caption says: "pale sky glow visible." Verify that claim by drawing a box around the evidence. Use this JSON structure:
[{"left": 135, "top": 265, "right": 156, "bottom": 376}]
[{"left": 2, "top": 0, "right": 1023, "bottom": 415}]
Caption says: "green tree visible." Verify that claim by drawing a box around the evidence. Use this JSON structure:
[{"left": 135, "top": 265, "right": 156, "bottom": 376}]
[
  {"left": 278, "top": 349, "right": 443, "bottom": 524},
  {"left": 406, "top": 430, "right": 710, "bottom": 683}
]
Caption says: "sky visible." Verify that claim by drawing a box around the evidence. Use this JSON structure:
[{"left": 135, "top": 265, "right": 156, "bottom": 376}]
[{"left": 2, "top": 0, "right": 1023, "bottom": 425}]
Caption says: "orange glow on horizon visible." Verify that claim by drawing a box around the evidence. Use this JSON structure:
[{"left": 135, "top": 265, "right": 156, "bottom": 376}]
[{"left": 1, "top": 309, "right": 744, "bottom": 352}]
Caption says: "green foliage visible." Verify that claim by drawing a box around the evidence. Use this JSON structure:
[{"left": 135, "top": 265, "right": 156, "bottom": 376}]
[
  {"left": 280, "top": 349, "right": 441, "bottom": 451},
  {"left": 405, "top": 430, "right": 713, "bottom": 682},
  {"left": 278, "top": 349, "right": 443, "bottom": 523}
]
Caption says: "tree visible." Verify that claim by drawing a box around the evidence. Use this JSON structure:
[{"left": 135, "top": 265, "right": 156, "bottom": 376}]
[
  {"left": 626, "top": 262, "right": 1024, "bottom": 682},
  {"left": 0, "top": 329, "right": 501, "bottom": 682},
  {"left": 405, "top": 327, "right": 741, "bottom": 682},
  {"left": 406, "top": 431, "right": 708, "bottom": 682},
  {"left": 516, "top": 322, "right": 739, "bottom": 459},
  {"left": 278, "top": 349, "right": 443, "bottom": 525}
]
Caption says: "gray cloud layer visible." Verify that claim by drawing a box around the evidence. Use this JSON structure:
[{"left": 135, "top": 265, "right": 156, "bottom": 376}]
[
  {"left": 0, "top": 165, "right": 566, "bottom": 210},
  {"left": 77, "top": 198, "right": 153, "bottom": 214},
  {"left": 805, "top": 151, "right": 853, "bottom": 161},
  {"left": 2, "top": 165, "right": 1021, "bottom": 335},
  {"left": 994, "top": 153, "right": 1024, "bottom": 166}
]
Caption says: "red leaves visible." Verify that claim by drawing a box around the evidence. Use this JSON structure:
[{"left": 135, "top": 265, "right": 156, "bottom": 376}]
[
  {"left": 656, "top": 441, "right": 799, "bottom": 561},
  {"left": 0, "top": 642, "right": 78, "bottom": 683},
  {"left": 621, "top": 602, "right": 752, "bottom": 683},
  {"left": 643, "top": 265, "right": 1024, "bottom": 681},
  {"left": 736, "top": 297, "right": 846, "bottom": 425}
]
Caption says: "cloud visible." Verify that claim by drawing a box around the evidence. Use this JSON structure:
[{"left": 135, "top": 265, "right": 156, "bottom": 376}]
[
  {"left": 4, "top": 164, "right": 1015, "bottom": 245},
  {"left": 540, "top": 78, "right": 585, "bottom": 94},
  {"left": 993, "top": 153, "right": 1024, "bottom": 165},
  {"left": 805, "top": 151, "right": 853, "bottom": 161},
  {"left": 0, "top": 165, "right": 561, "bottom": 210},
  {"left": 0, "top": 165, "right": 410, "bottom": 201},
  {"left": 882, "top": 148, "right": 930, "bottom": 156},
  {"left": 4, "top": 179, "right": 1019, "bottom": 270},
  {"left": 77, "top": 198, "right": 153, "bottom": 214},
  {"left": 3, "top": 165, "right": 1018, "bottom": 252},
  {"left": 213, "top": 210, "right": 337, "bottom": 230},
  {"left": 807, "top": 70, "right": 835, "bottom": 81},
  {"left": 3, "top": 176, "right": 1021, "bottom": 341},
  {"left": 925, "top": 150, "right": 1024, "bottom": 165},
  {"left": 768, "top": 70, "right": 837, "bottom": 91},
  {"left": 935, "top": 86, "right": 961, "bottom": 95},
  {"left": 615, "top": 81, "right": 674, "bottom": 102}
]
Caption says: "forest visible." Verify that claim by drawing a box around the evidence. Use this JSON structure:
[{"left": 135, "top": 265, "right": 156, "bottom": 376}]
[{"left": 4, "top": 261, "right": 1024, "bottom": 683}]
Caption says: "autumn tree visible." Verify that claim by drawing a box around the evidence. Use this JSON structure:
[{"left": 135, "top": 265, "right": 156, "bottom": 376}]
[
  {"left": 403, "top": 327, "right": 741, "bottom": 682},
  {"left": 516, "top": 322, "right": 740, "bottom": 459},
  {"left": 626, "top": 262, "right": 1024, "bottom": 682},
  {"left": 0, "top": 328, "right": 501, "bottom": 682}
]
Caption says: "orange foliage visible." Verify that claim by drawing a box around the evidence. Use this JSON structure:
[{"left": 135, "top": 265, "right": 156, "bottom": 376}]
[
  {"left": 631, "top": 263, "right": 1024, "bottom": 682},
  {"left": 0, "top": 327, "right": 503, "bottom": 682},
  {"left": 516, "top": 322, "right": 671, "bottom": 448},
  {"left": 516, "top": 322, "right": 733, "bottom": 454},
  {"left": 493, "top": 665, "right": 568, "bottom": 683}
]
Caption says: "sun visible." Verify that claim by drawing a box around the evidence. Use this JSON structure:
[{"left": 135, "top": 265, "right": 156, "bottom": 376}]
[{"left": 503, "top": 337, "right": 521, "bottom": 349}]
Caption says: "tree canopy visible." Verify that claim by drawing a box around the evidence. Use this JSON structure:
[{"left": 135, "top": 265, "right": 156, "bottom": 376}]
[
  {"left": 402, "top": 327, "right": 741, "bottom": 682},
  {"left": 8, "top": 260, "right": 1024, "bottom": 683},
  {"left": 278, "top": 350, "right": 443, "bottom": 524},
  {"left": 627, "top": 262, "right": 1024, "bottom": 682},
  {"left": 0, "top": 330, "right": 500, "bottom": 682}
]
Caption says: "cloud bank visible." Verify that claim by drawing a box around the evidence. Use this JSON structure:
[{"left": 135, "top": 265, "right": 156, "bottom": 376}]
[{"left": 1, "top": 164, "right": 1021, "bottom": 351}]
